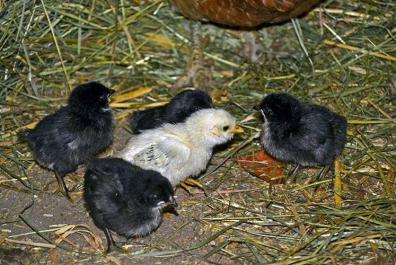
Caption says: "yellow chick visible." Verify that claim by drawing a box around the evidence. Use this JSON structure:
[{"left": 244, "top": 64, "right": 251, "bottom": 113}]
[{"left": 117, "top": 108, "right": 238, "bottom": 187}]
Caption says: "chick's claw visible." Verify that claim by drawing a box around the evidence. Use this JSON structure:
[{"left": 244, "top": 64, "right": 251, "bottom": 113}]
[
  {"left": 179, "top": 177, "right": 206, "bottom": 195},
  {"left": 317, "top": 165, "right": 331, "bottom": 181},
  {"left": 179, "top": 181, "right": 194, "bottom": 194},
  {"left": 184, "top": 177, "right": 204, "bottom": 189}
]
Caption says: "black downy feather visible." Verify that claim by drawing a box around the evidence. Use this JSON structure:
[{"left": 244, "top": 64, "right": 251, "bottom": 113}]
[
  {"left": 20, "top": 82, "right": 115, "bottom": 198},
  {"left": 84, "top": 158, "right": 176, "bottom": 252},
  {"left": 130, "top": 89, "right": 212, "bottom": 133},
  {"left": 260, "top": 93, "right": 347, "bottom": 168}
]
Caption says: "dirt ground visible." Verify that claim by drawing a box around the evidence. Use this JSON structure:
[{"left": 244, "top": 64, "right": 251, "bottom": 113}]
[
  {"left": 1, "top": 121, "right": 263, "bottom": 265},
  {"left": 2, "top": 120, "right": 394, "bottom": 265}
]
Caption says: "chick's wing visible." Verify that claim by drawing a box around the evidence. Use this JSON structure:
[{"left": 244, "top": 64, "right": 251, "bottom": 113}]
[
  {"left": 28, "top": 110, "right": 80, "bottom": 153},
  {"left": 290, "top": 111, "right": 333, "bottom": 151},
  {"left": 130, "top": 134, "right": 191, "bottom": 174},
  {"left": 133, "top": 143, "right": 170, "bottom": 168}
]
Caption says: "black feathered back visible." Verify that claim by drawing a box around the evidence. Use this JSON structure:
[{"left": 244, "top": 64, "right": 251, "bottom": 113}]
[
  {"left": 260, "top": 93, "right": 347, "bottom": 167},
  {"left": 165, "top": 89, "right": 213, "bottom": 120},
  {"left": 131, "top": 89, "right": 212, "bottom": 133},
  {"left": 84, "top": 158, "right": 174, "bottom": 238},
  {"left": 22, "top": 82, "right": 114, "bottom": 176}
]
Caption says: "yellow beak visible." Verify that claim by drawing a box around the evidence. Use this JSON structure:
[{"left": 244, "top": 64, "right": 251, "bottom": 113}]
[{"left": 231, "top": 126, "right": 244, "bottom": 134}]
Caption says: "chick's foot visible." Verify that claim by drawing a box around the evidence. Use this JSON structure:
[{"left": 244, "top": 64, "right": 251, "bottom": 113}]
[
  {"left": 104, "top": 228, "right": 126, "bottom": 254},
  {"left": 179, "top": 177, "right": 205, "bottom": 194}
]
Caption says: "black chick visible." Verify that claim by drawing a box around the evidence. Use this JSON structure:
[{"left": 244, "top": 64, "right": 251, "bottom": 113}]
[
  {"left": 20, "top": 82, "right": 115, "bottom": 199},
  {"left": 130, "top": 89, "right": 212, "bottom": 133},
  {"left": 84, "top": 158, "right": 177, "bottom": 252},
  {"left": 259, "top": 93, "right": 347, "bottom": 179}
]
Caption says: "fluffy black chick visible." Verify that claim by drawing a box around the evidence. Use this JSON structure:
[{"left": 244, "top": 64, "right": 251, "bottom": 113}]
[
  {"left": 259, "top": 93, "right": 347, "bottom": 178},
  {"left": 130, "top": 89, "right": 212, "bottom": 133},
  {"left": 20, "top": 82, "right": 115, "bottom": 199},
  {"left": 84, "top": 158, "right": 177, "bottom": 252}
]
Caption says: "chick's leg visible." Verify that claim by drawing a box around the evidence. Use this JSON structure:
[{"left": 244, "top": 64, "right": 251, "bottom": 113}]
[
  {"left": 289, "top": 164, "right": 300, "bottom": 177},
  {"left": 316, "top": 165, "right": 331, "bottom": 181},
  {"left": 287, "top": 164, "right": 300, "bottom": 183},
  {"left": 240, "top": 31, "right": 263, "bottom": 63},
  {"left": 313, "top": 165, "right": 331, "bottom": 192},
  {"left": 103, "top": 228, "right": 123, "bottom": 253},
  {"left": 54, "top": 171, "right": 72, "bottom": 202}
]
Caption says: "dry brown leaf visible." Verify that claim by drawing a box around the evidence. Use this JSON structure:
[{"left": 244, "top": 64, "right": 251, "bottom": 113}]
[
  {"left": 54, "top": 224, "right": 75, "bottom": 236},
  {"left": 81, "top": 233, "right": 104, "bottom": 252},
  {"left": 54, "top": 224, "right": 104, "bottom": 252},
  {"left": 237, "top": 149, "right": 285, "bottom": 184}
]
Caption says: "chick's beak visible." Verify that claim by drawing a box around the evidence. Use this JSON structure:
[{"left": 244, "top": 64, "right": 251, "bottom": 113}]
[
  {"left": 231, "top": 126, "right": 244, "bottom": 134},
  {"left": 168, "top": 196, "right": 178, "bottom": 208},
  {"left": 107, "top": 89, "right": 116, "bottom": 103}
]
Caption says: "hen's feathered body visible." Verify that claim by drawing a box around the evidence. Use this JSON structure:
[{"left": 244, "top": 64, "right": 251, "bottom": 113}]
[{"left": 171, "top": 0, "right": 322, "bottom": 28}]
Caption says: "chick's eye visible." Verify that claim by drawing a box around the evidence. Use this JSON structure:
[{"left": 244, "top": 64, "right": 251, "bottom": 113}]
[{"left": 223, "top": 125, "right": 229, "bottom": 131}]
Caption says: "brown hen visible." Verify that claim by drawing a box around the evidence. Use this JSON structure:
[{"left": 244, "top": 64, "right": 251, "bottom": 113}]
[
  {"left": 171, "top": 0, "right": 322, "bottom": 28},
  {"left": 171, "top": 0, "right": 323, "bottom": 89}
]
